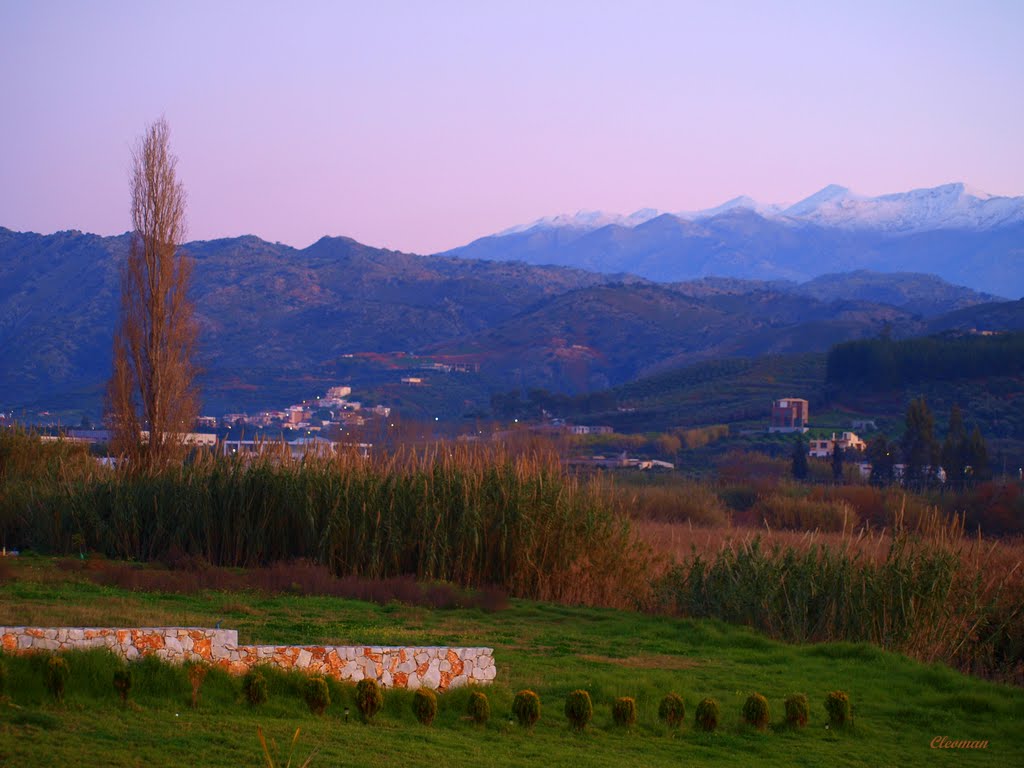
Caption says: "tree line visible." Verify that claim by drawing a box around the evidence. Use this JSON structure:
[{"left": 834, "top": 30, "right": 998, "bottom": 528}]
[{"left": 826, "top": 332, "right": 1024, "bottom": 391}]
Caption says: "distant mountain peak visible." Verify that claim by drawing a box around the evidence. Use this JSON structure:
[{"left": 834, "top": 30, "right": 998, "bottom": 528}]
[
  {"left": 487, "top": 183, "right": 1023, "bottom": 240},
  {"left": 496, "top": 208, "right": 664, "bottom": 236},
  {"left": 685, "top": 195, "right": 783, "bottom": 219}
]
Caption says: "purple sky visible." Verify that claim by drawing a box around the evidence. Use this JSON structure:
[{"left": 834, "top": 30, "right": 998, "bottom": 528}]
[{"left": 2, "top": 1, "right": 1022, "bottom": 254}]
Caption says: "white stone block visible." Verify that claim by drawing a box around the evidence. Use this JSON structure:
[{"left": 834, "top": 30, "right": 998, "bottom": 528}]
[{"left": 421, "top": 667, "right": 440, "bottom": 690}]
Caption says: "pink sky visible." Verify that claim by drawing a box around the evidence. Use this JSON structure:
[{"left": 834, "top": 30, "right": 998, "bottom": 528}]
[{"left": 1, "top": 1, "right": 1022, "bottom": 254}]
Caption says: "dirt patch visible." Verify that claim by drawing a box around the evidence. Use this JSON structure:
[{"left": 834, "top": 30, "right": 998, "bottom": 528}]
[{"left": 579, "top": 653, "right": 700, "bottom": 670}]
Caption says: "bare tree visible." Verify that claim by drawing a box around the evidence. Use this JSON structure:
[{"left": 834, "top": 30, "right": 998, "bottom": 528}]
[{"left": 106, "top": 118, "right": 199, "bottom": 469}]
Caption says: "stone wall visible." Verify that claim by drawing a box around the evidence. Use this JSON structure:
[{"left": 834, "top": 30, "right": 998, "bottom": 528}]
[{"left": 0, "top": 626, "right": 495, "bottom": 691}]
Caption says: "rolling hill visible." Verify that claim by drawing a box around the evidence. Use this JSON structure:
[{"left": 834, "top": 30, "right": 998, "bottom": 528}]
[{"left": 0, "top": 226, "right": 1016, "bottom": 418}]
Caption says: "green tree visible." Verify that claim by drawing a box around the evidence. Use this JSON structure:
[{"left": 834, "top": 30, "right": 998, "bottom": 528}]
[
  {"left": 941, "top": 404, "right": 968, "bottom": 491},
  {"left": 866, "top": 435, "right": 894, "bottom": 487},
  {"left": 901, "top": 397, "right": 937, "bottom": 489},
  {"left": 791, "top": 436, "right": 808, "bottom": 481},
  {"left": 831, "top": 440, "right": 844, "bottom": 483},
  {"left": 964, "top": 426, "right": 990, "bottom": 487}
]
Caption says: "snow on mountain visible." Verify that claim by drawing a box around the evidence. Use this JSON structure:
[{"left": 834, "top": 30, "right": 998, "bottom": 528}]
[
  {"left": 492, "top": 184, "right": 1024, "bottom": 238},
  {"left": 783, "top": 182, "right": 1024, "bottom": 231},
  {"left": 782, "top": 185, "right": 860, "bottom": 218},
  {"left": 497, "top": 208, "right": 663, "bottom": 236},
  {"left": 681, "top": 195, "right": 784, "bottom": 219}
]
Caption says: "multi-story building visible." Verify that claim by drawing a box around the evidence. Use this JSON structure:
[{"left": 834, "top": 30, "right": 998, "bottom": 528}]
[{"left": 769, "top": 398, "right": 809, "bottom": 432}]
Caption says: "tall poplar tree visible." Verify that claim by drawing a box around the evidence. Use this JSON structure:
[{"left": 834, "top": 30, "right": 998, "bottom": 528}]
[
  {"left": 901, "top": 397, "right": 938, "bottom": 489},
  {"left": 106, "top": 118, "right": 199, "bottom": 469}
]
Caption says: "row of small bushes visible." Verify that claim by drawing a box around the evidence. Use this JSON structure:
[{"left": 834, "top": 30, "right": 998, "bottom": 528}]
[
  {"left": 1, "top": 653, "right": 851, "bottom": 733},
  {"left": 515, "top": 688, "right": 851, "bottom": 732},
  {"left": 0, "top": 652, "right": 486, "bottom": 727}
]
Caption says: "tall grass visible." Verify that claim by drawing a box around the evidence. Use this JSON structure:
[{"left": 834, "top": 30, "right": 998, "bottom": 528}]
[
  {"left": 0, "top": 431, "right": 646, "bottom": 605},
  {"left": 644, "top": 515, "right": 1024, "bottom": 683}
]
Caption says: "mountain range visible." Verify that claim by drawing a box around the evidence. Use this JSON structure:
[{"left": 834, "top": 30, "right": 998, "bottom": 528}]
[
  {"left": 444, "top": 183, "right": 1024, "bottom": 296},
  {"left": 2, "top": 223, "right": 1021, "bottom": 418}
]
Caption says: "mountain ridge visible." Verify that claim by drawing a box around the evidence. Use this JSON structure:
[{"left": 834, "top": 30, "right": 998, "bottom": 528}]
[
  {"left": 0, "top": 226, "right": 1016, "bottom": 417},
  {"left": 442, "top": 184, "right": 1024, "bottom": 296}
]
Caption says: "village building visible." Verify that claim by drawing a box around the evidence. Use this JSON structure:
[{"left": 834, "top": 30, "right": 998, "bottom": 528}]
[{"left": 769, "top": 398, "right": 809, "bottom": 432}]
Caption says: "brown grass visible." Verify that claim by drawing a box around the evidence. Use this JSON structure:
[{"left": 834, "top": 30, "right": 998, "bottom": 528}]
[
  {"left": 48, "top": 558, "right": 510, "bottom": 612},
  {"left": 579, "top": 653, "right": 700, "bottom": 670}
]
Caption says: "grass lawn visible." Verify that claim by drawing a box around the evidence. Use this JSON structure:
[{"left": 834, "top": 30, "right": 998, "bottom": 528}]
[{"left": 1, "top": 556, "right": 1021, "bottom": 766}]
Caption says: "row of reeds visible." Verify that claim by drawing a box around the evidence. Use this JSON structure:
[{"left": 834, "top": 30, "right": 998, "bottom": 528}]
[
  {"left": 652, "top": 534, "right": 959, "bottom": 647},
  {"left": 0, "top": 431, "right": 644, "bottom": 604},
  {"left": 643, "top": 511, "right": 1024, "bottom": 683}
]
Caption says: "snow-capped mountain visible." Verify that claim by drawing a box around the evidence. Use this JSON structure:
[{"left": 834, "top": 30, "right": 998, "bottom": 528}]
[
  {"left": 498, "top": 208, "right": 664, "bottom": 235},
  {"left": 780, "top": 182, "right": 1024, "bottom": 232},
  {"left": 495, "top": 183, "right": 1024, "bottom": 237},
  {"left": 443, "top": 183, "right": 1024, "bottom": 296}
]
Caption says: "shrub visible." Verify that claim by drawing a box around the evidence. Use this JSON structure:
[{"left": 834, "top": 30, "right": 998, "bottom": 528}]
[
  {"left": 0, "top": 656, "right": 7, "bottom": 698},
  {"left": 355, "top": 679, "right": 383, "bottom": 722},
  {"left": 305, "top": 675, "right": 330, "bottom": 715},
  {"left": 695, "top": 697, "right": 720, "bottom": 732},
  {"left": 45, "top": 656, "right": 70, "bottom": 703},
  {"left": 825, "top": 690, "right": 851, "bottom": 726},
  {"left": 243, "top": 670, "right": 268, "bottom": 707},
  {"left": 785, "top": 693, "right": 809, "bottom": 727},
  {"left": 742, "top": 692, "right": 770, "bottom": 730},
  {"left": 113, "top": 669, "right": 132, "bottom": 705},
  {"left": 564, "top": 689, "right": 592, "bottom": 731},
  {"left": 413, "top": 688, "right": 438, "bottom": 726},
  {"left": 612, "top": 696, "right": 637, "bottom": 727},
  {"left": 512, "top": 690, "right": 541, "bottom": 727},
  {"left": 186, "top": 662, "right": 208, "bottom": 709},
  {"left": 468, "top": 690, "right": 490, "bottom": 725},
  {"left": 658, "top": 692, "right": 685, "bottom": 728}
]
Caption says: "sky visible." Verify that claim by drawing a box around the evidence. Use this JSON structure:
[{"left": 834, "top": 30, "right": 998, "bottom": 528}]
[{"left": 1, "top": 0, "right": 1022, "bottom": 254}]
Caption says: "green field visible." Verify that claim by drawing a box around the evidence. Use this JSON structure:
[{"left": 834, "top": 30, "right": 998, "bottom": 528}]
[{"left": 1, "top": 558, "right": 1021, "bottom": 767}]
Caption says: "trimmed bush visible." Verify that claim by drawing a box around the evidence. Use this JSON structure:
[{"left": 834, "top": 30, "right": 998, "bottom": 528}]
[
  {"left": 305, "top": 675, "right": 330, "bottom": 715},
  {"left": 742, "top": 692, "right": 770, "bottom": 730},
  {"left": 612, "top": 696, "right": 637, "bottom": 727},
  {"left": 356, "top": 678, "right": 383, "bottom": 722},
  {"left": 658, "top": 692, "right": 685, "bottom": 728},
  {"left": 695, "top": 697, "right": 720, "bottom": 732},
  {"left": 785, "top": 693, "right": 809, "bottom": 727},
  {"left": 186, "top": 662, "right": 208, "bottom": 709},
  {"left": 512, "top": 690, "right": 541, "bottom": 727},
  {"left": 825, "top": 690, "right": 851, "bottom": 726},
  {"left": 468, "top": 690, "right": 490, "bottom": 725},
  {"left": 46, "top": 656, "right": 70, "bottom": 703},
  {"left": 243, "top": 670, "right": 268, "bottom": 707},
  {"left": 0, "top": 656, "right": 7, "bottom": 698},
  {"left": 113, "top": 669, "right": 132, "bottom": 705},
  {"left": 564, "top": 689, "right": 593, "bottom": 731},
  {"left": 413, "top": 688, "right": 438, "bottom": 726}
]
